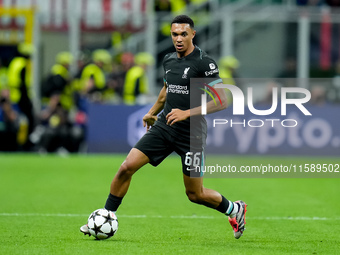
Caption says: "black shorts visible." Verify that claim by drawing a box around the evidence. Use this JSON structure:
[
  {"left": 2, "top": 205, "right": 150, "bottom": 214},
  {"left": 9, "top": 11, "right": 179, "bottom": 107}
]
[{"left": 134, "top": 125, "right": 205, "bottom": 177}]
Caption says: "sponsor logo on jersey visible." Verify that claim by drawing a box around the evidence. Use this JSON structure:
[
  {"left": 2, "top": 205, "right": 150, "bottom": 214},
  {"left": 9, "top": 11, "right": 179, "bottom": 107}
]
[
  {"left": 205, "top": 68, "right": 219, "bottom": 76},
  {"left": 182, "top": 67, "right": 190, "bottom": 79},
  {"left": 167, "top": 84, "right": 189, "bottom": 94},
  {"left": 209, "top": 63, "right": 216, "bottom": 69}
]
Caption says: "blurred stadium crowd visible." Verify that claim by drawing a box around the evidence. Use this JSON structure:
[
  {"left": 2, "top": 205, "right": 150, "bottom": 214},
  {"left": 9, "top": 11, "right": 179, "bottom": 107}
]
[
  {"left": 1, "top": 0, "right": 340, "bottom": 153},
  {"left": 0, "top": 43, "right": 158, "bottom": 153},
  {"left": 0, "top": 0, "right": 244, "bottom": 154},
  {"left": 0, "top": 42, "right": 241, "bottom": 154}
]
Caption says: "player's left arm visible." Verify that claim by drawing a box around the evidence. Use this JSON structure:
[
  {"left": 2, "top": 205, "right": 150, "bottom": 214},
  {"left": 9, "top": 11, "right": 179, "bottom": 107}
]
[
  {"left": 166, "top": 57, "right": 227, "bottom": 126},
  {"left": 166, "top": 86, "right": 227, "bottom": 126},
  {"left": 190, "top": 86, "right": 227, "bottom": 116}
]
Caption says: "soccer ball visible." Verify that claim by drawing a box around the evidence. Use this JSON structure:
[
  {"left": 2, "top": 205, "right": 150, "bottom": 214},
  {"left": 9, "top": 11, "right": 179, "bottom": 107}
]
[{"left": 87, "top": 209, "right": 118, "bottom": 240}]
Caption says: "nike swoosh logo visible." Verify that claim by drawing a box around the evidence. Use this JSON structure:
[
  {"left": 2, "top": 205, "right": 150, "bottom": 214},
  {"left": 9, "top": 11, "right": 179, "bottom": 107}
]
[
  {"left": 186, "top": 167, "right": 197, "bottom": 171},
  {"left": 166, "top": 69, "right": 171, "bottom": 74}
]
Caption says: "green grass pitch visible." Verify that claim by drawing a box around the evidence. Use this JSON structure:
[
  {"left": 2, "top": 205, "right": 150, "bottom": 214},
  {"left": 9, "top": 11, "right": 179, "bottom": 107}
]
[{"left": 0, "top": 153, "right": 339, "bottom": 254}]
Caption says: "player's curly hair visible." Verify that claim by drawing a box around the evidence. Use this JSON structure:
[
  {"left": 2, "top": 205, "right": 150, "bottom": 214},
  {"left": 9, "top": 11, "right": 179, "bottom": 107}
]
[{"left": 171, "top": 15, "right": 194, "bottom": 29}]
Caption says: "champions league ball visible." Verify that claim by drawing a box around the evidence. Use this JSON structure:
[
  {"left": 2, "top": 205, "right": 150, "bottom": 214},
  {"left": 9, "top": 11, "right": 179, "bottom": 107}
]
[{"left": 87, "top": 209, "right": 118, "bottom": 240}]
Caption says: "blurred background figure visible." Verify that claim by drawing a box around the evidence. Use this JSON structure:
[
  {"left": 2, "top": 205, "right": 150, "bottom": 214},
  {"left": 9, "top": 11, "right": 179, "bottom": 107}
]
[
  {"left": 156, "top": 0, "right": 187, "bottom": 38},
  {"left": 219, "top": 55, "right": 240, "bottom": 106},
  {"left": 0, "top": 59, "right": 7, "bottom": 91},
  {"left": 0, "top": 87, "right": 19, "bottom": 151},
  {"left": 155, "top": 0, "right": 171, "bottom": 13},
  {"left": 219, "top": 55, "right": 240, "bottom": 82},
  {"left": 123, "top": 52, "right": 155, "bottom": 105},
  {"left": 78, "top": 49, "right": 113, "bottom": 102},
  {"left": 41, "top": 51, "right": 74, "bottom": 112},
  {"left": 7, "top": 42, "right": 35, "bottom": 150},
  {"left": 107, "top": 52, "right": 135, "bottom": 101},
  {"left": 258, "top": 81, "right": 282, "bottom": 105},
  {"left": 35, "top": 51, "right": 84, "bottom": 153},
  {"left": 310, "top": 85, "right": 328, "bottom": 105}
]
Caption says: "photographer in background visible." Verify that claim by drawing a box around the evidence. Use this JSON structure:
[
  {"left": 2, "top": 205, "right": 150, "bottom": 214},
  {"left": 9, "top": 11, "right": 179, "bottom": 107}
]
[
  {"left": 0, "top": 88, "right": 20, "bottom": 151},
  {"left": 7, "top": 43, "right": 35, "bottom": 150},
  {"left": 37, "top": 52, "right": 84, "bottom": 153}
]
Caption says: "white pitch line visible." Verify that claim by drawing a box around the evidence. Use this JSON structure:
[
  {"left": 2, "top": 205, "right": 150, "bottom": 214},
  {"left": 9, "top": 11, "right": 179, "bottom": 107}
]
[{"left": 0, "top": 213, "right": 339, "bottom": 221}]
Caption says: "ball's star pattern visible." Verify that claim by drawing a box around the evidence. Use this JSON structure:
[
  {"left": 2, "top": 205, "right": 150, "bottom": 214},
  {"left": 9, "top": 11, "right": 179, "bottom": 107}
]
[
  {"left": 102, "top": 213, "right": 111, "bottom": 222},
  {"left": 93, "top": 222, "right": 102, "bottom": 236},
  {"left": 88, "top": 209, "right": 118, "bottom": 240}
]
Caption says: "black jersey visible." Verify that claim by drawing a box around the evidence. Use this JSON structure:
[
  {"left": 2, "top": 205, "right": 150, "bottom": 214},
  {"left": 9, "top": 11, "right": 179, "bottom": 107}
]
[{"left": 154, "top": 46, "right": 222, "bottom": 139}]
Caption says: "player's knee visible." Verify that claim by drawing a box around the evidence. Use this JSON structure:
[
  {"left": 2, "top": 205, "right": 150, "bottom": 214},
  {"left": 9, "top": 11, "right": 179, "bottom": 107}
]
[
  {"left": 186, "top": 190, "right": 203, "bottom": 204},
  {"left": 117, "top": 161, "right": 136, "bottom": 177}
]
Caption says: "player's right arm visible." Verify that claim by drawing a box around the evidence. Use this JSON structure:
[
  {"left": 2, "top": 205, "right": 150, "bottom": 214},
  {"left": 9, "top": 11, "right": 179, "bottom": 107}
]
[{"left": 143, "top": 84, "right": 167, "bottom": 131}]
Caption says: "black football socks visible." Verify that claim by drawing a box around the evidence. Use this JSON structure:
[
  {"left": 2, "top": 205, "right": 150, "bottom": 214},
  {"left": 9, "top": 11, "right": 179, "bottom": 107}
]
[{"left": 105, "top": 193, "right": 123, "bottom": 212}]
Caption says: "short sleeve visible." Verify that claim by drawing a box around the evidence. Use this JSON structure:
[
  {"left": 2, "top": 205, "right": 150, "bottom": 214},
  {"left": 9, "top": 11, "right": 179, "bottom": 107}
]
[
  {"left": 162, "top": 53, "right": 172, "bottom": 72},
  {"left": 199, "top": 56, "right": 220, "bottom": 79}
]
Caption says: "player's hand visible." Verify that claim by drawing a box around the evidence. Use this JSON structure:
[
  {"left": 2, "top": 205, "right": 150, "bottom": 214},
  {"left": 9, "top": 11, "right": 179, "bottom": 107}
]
[
  {"left": 166, "top": 109, "right": 190, "bottom": 126},
  {"left": 143, "top": 113, "right": 158, "bottom": 131}
]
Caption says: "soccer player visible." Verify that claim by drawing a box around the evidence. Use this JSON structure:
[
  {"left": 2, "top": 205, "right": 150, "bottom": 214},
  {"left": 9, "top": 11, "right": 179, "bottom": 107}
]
[{"left": 80, "top": 15, "right": 247, "bottom": 239}]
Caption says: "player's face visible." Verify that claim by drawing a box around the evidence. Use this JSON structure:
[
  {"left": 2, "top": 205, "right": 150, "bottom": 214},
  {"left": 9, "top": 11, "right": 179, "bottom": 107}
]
[{"left": 171, "top": 23, "right": 196, "bottom": 57}]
